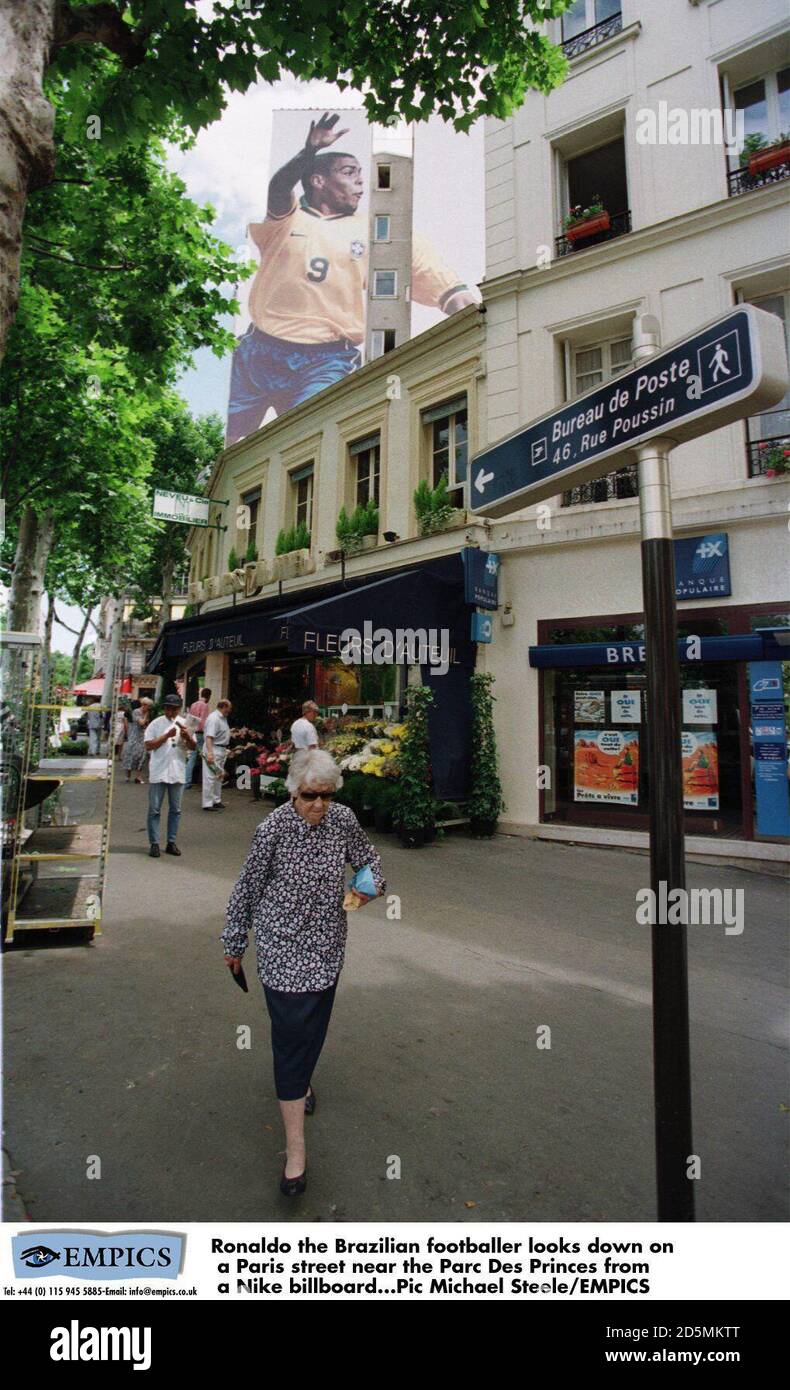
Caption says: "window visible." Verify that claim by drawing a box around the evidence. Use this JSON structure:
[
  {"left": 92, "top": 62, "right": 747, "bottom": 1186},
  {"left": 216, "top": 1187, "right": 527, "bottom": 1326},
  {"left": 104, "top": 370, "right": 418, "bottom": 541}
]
[
  {"left": 424, "top": 397, "right": 468, "bottom": 507},
  {"left": 562, "top": 334, "right": 636, "bottom": 505},
  {"left": 374, "top": 214, "right": 391, "bottom": 241},
  {"left": 373, "top": 269, "right": 397, "bottom": 298},
  {"left": 290, "top": 463, "right": 313, "bottom": 535},
  {"left": 743, "top": 291, "right": 789, "bottom": 477},
  {"left": 377, "top": 164, "right": 391, "bottom": 189},
  {"left": 239, "top": 488, "right": 260, "bottom": 557},
  {"left": 561, "top": 0, "right": 622, "bottom": 56},
  {"left": 561, "top": 136, "right": 630, "bottom": 254},
  {"left": 350, "top": 435, "right": 381, "bottom": 509},
  {"left": 734, "top": 67, "right": 790, "bottom": 146},
  {"left": 370, "top": 329, "right": 397, "bottom": 358}
]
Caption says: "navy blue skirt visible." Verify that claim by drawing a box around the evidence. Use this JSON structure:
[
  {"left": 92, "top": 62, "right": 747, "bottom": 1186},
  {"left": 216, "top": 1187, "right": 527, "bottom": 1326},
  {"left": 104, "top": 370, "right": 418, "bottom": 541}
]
[{"left": 263, "top": 981, "right": 337, "bottom": 1101}]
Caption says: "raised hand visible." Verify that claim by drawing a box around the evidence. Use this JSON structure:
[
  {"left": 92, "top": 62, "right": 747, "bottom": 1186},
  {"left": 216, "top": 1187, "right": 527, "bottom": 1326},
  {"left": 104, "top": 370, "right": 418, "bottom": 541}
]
[{"left": 306, "top": 112, "right": 350, "bottom": 151}]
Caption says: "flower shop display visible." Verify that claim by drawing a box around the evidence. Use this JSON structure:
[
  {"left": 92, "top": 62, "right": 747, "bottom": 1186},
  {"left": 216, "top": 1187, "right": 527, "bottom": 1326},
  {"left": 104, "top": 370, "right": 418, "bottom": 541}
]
[{"left": 469, "top": 672, "right": 505, "bottom": 837}]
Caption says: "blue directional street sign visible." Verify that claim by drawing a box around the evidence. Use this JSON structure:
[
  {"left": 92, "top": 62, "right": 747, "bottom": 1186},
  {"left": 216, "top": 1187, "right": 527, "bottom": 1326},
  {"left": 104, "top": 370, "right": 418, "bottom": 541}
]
[{"left": 470, "top": 305, "right": 788, "bottom": 515}]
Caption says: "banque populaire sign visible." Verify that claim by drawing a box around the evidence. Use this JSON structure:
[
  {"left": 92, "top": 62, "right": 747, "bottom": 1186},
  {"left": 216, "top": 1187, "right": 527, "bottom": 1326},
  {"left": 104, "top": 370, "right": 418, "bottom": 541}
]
[{"left": 470, "top": 305, "right": 788, "bottom": 515}]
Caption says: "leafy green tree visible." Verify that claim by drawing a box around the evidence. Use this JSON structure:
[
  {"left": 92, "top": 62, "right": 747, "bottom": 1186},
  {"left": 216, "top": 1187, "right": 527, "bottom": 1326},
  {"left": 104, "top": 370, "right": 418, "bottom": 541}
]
[{"left": 1, "top": 0, "right": 570, "bottom": 360}]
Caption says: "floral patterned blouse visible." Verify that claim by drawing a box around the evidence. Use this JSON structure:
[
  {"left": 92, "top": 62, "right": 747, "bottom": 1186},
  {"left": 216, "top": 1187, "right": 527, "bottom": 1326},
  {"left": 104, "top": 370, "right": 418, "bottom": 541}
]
[{"left": 221, "top": 800, "right": 386, "bottom": 992}]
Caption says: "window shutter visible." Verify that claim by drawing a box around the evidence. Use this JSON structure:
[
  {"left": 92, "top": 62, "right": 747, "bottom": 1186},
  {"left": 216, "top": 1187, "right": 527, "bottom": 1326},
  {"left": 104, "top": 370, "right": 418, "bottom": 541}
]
[
  {"left": 422, "top": 396, "right": 466, "bottom": 425},
  {"left": 349, "top": 434, "right": 381, "bottom": 456},
  {"left": 290, "top": 462, "right": 314, "bottom": 483}
]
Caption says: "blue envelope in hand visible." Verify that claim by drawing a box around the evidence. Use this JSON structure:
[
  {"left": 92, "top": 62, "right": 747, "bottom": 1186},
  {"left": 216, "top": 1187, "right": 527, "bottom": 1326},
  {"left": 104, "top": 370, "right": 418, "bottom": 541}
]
[{"left": 349, "top": 865, "right": 377, "bottom": 897}]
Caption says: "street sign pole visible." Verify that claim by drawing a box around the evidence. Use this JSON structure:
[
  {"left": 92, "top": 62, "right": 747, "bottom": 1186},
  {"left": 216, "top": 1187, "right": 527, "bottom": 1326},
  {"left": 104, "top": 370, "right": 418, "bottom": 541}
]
[{"left": 633, "top": 315, "right": 694, "bottom": 1222}]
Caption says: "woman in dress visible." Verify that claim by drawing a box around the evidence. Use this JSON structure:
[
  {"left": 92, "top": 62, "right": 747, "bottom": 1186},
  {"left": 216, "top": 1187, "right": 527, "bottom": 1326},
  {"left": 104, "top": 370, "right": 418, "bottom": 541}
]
[
  {"left": 114, "top": 707, "right": 129, "bottom": 759},
  {"left": 222, "top": 747, "right": 385, "bottom": 1197},
  {"left": 122, "top": 698, "right": 152, "bottom": 782}
]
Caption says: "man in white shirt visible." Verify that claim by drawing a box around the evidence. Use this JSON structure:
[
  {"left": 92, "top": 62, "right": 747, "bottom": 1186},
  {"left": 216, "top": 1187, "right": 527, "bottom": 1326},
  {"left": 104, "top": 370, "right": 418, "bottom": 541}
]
[
  {"left": 290, "top": 700, "right": 320, "bottom": 750},
  {"left": 144, "top": 694, "right": 196, "bottom": 858},
  {"left": 203, "top": 698, "right": 233, "bottom": 811}
]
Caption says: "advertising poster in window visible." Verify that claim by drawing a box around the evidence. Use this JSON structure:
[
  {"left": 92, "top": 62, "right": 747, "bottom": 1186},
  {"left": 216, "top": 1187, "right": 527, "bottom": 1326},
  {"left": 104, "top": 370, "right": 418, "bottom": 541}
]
[
  {"left": 574, "top": 690, "right": 606, "bottom": 723},
  {"left": 610, "top": 689, "right": 641, "bottom": 723},
  {"left": 682, "top": 688, "right": 718, "bottom": 724},
  {"left": 574, "top": 730, "right": 640, "bottom": 804},
  {"left": 681, "top": 730, "right": 720, "bottom": 810}
]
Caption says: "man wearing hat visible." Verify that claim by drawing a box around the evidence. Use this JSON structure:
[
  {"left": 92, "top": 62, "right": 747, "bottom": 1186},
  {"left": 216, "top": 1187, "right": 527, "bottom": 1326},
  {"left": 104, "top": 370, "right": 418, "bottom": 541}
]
[{"left": 144, "top": 695, "right": 196, "bottom": 858}]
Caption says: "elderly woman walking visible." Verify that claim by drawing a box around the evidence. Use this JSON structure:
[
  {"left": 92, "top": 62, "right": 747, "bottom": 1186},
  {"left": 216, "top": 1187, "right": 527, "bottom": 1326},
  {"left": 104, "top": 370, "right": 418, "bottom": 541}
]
[
  {"left": 122, "top": 698, "right": 152, "bottom": 782},
  {"left": 222, "top": 747, "right": 385, "bottom": 1197}
]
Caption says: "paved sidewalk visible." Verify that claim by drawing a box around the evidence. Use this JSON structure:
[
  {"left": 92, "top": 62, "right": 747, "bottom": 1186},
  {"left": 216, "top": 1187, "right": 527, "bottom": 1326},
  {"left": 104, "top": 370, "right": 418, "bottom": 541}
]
[{"left": 3, "top": 776, "right": 788, "bottom": 1223}]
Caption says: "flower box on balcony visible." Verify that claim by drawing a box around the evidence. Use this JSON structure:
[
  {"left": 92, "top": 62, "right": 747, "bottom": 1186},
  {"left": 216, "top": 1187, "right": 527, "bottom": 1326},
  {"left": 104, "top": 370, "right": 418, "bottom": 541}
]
[
  {"left": 187, "top": 580, "right": 205, "bottom": 605},
  {"left": 273, "top": 548, "right": 315, "bottom": 581},
  {"left": 244, "top": 559, "right": 271, "bottom": 596},
  {"left": 565, "top": 211, "right": 611, "bottom": 242},
  {"left": 748, "top": 140, "right": 790, "bottom": 175}
]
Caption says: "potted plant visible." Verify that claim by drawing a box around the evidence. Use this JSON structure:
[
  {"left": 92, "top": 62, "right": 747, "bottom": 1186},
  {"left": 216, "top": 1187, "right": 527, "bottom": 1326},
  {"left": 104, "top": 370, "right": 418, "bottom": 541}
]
[
  {"left": 468, "top": 672, "right": 505, "bottom": 837},
  {"left": 274, "top": 521, "right": 312, "bottom": 578},
  {"left": 360, "top": 496, "right": 379, "bottom": 550},
  {"left": 414, "top": 473, "right": 454, "bottom": 537},
  {"left": 745, "top": 131, "right": 790, "bottom": 175},
  {"left": 336, "top": 506, "right": 361, "bottom": 555},
  {"left": 394, "top": 685, "right": 435, "bottom": 846},
  {"left": 563, "top": 197, "right": 610, "bottom": 243},
  {"left": 756, "top": 442, "right": 790, "bottom": 476}
]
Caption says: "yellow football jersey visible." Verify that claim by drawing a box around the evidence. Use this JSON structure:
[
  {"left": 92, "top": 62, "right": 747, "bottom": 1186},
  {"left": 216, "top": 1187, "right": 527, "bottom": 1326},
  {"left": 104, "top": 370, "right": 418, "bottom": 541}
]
[
  {"left": 247, "top": 198, "right": 469, "bottom": 346},
  {"left": 248, "top": 198, "right": 368, "bottom": 345}
]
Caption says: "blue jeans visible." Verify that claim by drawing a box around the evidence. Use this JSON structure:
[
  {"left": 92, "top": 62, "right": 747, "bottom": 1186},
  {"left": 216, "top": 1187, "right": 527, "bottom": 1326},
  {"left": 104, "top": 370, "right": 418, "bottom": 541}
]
[
  {"left": 226, "top": 327, "right": 361, "bottom": 444},
  {"left": 185, "top": 731, "right": 203, "bottom": 785},
  {"left": 147, "top": 781, "right": 184, "bottom": 846}
]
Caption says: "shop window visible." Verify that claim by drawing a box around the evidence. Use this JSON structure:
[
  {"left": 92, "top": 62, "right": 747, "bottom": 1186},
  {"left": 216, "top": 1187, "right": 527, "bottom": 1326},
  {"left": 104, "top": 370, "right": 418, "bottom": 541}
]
[
  {"left": 742, "top": 291, "right": 790, "bottom": 476},
  {"left": 290, "top": 463, "right": 313, "bottom": 535},
  {"left": 561, "top": 0, "right": 622, "bottom": 58},
  {"left": 561, "top": 334, "right": 636, "bottom": 506},
  {"left": 377, "top": 164, "right": 391, "bottom": 189},
  {"left": 373, "top": 269, "right": 397, "bottom": 298},
  {"left": 350, "top": 434, "right": 381, "bottom": 509},
  {"left": 370, "top": 328, "right": 396, "bottom": 358},
  {"left": 423, "top": 397, "right": 468, "bottom": 508},
  {"left": 557, "top": 136, "right": 631, "bottom": 257},
  {"left": 374, "top": 214, "right": 391, "bottom": 241}
]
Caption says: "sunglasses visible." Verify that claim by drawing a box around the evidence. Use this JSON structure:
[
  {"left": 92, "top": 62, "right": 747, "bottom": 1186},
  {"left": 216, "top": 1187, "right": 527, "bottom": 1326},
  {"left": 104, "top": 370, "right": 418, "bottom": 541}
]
[{"left": 297, "top": 789, "right": 335, "bottom": 802}]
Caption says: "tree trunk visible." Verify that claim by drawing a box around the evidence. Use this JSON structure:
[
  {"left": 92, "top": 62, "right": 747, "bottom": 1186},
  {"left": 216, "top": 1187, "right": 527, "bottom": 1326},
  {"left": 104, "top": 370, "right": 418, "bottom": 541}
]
[
  {"left": 101, "top": 593, "right": 124, "bottom": 709},
  {"left": 0, "top": 0, "right": 57, "bottom": 366},
  {"left": 38, "top": 587, "right": 54, "bottom": 757},
  {"left": 69, "top": 603, "right": 95, "bottom": 689},
  {"left": 8, "top": 504, "right": 54, "bottom": 632}
]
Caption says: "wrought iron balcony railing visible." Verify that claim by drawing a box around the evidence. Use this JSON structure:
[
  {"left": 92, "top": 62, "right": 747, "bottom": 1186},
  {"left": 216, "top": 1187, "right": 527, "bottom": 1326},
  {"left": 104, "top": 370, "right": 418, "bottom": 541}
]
[
  {"left": 727, "top": 156, "right": 790, "bottom": 198},
  {"left": 561, "top": 463, "right": 638, "bottom": 508},
  {"left": 555, "top": 208, "right": 631, "bottom": 259},
  {"left": 562, "top": 11, "right": 623, "bottom": 60}
]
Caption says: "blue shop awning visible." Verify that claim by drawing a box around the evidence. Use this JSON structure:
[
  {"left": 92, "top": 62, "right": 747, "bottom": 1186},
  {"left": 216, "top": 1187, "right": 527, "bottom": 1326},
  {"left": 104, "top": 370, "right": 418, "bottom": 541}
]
[{"left": 528, "top": 634, "right": 784, "bottom": 669}]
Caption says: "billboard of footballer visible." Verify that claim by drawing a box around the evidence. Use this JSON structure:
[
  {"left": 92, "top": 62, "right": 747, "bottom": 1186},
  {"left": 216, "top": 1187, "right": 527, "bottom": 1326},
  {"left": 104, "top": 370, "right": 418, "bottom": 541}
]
[{"left": 226, "top": 109, "right": 478, "bottom": 446}]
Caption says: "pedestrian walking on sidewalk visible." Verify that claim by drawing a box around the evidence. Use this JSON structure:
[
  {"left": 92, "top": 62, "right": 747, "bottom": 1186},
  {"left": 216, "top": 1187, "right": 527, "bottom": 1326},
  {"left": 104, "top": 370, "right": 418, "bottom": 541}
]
[
  {"left": 290, "top": 699, "right": 320, "bottom": 749},
  {"left": 221, "top": 747, "right": 385, "bottom": 1198},
  {"left": 86, "top": 704, "right": 103, "bottom": 756},
  {"left": 144, "top": 694, "right": 196, "bottom": 858},
  {"left": 123, "top": 698, "right": 152, "bottom": 782},
  {"left": 185, "top": 686, "right": 212, "bottom": 787},
  {"left": 202, "top": 699, "right": 232, "bottom": 810}
]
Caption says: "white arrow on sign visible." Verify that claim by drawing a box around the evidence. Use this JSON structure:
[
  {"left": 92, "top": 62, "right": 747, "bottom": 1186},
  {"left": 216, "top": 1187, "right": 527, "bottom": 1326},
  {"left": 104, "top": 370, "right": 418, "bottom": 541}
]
[{"left": 475, "top": 469, "right": 494, "bottom": 494}]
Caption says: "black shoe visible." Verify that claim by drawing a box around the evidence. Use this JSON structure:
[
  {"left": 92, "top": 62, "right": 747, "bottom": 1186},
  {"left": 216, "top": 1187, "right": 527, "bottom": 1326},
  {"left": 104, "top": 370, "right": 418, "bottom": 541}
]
[
  {"left": 202, "top": 806, "right": 217, "bottom": 812},
  {"left": 214, "top": 803, "right": 226, "bottom": 810},
  {"left": 148, "top": 844, "right": 160, "bottom": 858},
  {"left": 280, "top": 1161, "right": 307, "bottom": 1197},
  {"left": 304, "top": 1086, "right": 316, "bottom": 1116},
  {"left": 165, "top": 842, "right": 181, "bottom": 856}
]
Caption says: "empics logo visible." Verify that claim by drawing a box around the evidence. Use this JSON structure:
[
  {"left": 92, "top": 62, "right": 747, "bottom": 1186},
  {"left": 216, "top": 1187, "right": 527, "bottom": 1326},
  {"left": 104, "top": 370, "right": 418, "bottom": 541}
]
[
  {"left": 50, "top": 1321, "right": 151, "bottom": 1372},
  {"left": 12, "top": 1231, "right": 183, "bottom": 1280}
]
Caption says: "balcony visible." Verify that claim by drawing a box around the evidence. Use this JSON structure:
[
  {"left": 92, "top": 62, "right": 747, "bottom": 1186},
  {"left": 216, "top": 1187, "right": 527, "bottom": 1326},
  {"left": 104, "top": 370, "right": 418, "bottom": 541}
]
[
  {"left": 561, "top": 464, "right": 638, "bottom": 508},
  {"left": 555, "top": 209, "right": 631, "bottom": 259},
  {"left": 728, "top": 155, "right": 790, "bottom": 198},
  {"left": 562, "top": 11, "right": 623, "bottom": 60}
]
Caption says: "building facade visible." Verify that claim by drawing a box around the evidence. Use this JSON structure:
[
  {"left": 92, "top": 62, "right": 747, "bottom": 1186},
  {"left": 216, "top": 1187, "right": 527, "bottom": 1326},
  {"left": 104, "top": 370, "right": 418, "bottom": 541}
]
[{"left": 150, "top": 0, "right": 789, "bottom": 860}]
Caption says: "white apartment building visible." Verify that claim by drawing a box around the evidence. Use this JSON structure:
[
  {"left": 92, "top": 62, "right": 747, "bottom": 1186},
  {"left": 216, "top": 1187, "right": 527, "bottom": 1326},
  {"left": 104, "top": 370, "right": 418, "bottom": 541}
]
[
  {"left": 150, "top": 0, "right": 789, "bottom": 860},
  {"left": 478, "top": 0, "right": 789, "bottom": 860}
]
